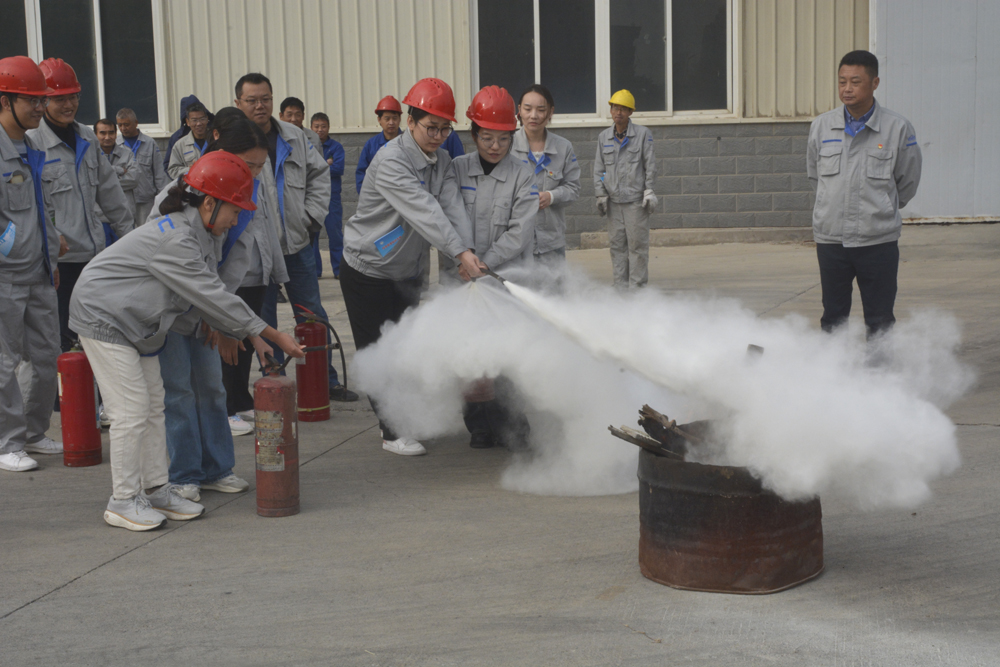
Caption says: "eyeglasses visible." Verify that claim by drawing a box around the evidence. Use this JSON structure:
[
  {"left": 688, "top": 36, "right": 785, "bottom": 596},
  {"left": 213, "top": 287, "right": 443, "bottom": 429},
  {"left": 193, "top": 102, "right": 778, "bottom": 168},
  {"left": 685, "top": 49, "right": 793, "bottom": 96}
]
[
  {"left": 187, "top": 116, "right": 209, "bottom": 126},
  {"left": 416, "top": 121, "right": 452, "bottom": 139},
  {"left": 240, "top": 96, "right": 272, "bottom": 108},
  {"left": 17, "top": 95, "right": 49, "bottom": 109},
  {"left": 477, "top": 135, "right": 511, "bottom": 148}
]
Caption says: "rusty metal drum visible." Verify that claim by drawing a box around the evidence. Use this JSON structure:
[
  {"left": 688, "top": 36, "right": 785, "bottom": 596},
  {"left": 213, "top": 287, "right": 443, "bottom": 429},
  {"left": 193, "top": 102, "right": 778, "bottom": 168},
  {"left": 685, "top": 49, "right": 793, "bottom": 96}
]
[
  {"left": 253, "top": 373, "right": 300, "bottom": 517},
  {"left": 637, "top": 448, "right": 824, "bottom": 594}
]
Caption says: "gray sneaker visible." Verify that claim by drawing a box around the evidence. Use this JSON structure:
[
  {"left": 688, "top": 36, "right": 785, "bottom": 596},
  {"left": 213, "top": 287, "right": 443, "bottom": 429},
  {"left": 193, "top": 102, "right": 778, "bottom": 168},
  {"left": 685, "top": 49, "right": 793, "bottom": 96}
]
[
  {"left": 174, "top": 483, "right": 201, "bottom": 501},
  {"left": 144, "top": 484, "right": 205, "bottom": 521},
  {"left": 104, "top": 495, "right": 167, "bottom": 532},
  {"left": 24, "top": 436, "right": 63, "bottom": 455},
  {"left": 202, "top": 474, "right": 250, "bottom": 494}
]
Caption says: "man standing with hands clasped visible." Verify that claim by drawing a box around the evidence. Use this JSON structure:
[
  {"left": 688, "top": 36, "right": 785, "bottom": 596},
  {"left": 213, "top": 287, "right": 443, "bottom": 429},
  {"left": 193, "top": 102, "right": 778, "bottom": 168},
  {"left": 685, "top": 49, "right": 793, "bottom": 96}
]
[
  {"left": 594, "top": 89, "right": 656, "bottom": 290},
  {"left": 807, "top": 50, "right": 922, "bottom": 338}
]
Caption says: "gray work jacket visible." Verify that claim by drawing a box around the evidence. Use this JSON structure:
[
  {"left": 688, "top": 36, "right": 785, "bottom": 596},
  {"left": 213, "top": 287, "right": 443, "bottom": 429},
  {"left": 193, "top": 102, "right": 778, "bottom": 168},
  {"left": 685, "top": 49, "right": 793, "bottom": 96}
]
[
  {"left": 343, "top": 130, "right": 471, "bottom": 281},
  {"left": 28, "top": 121, "right": 134, "bottom": 263},
  {"left": 509, "top": 128, "right": 580, "bottom": 254},
  {"left": 448, "top": 152, "right": 537, "bottom": 271},
  {"left": 69, "top": 205, "right": 267, "bottom": 355},
  {"left": 147, "top": 177, "right": 288, "bottom": 291},
  {"left": 116, "top": 131, "right": 170, "bottom": 205},
  {"left": 594, "top": 121, "right": 656, "bottom": 204},
  {"left": 259, "top": 119, "right": 331, "bottom": 256},
  {"left": 0, "top": 128, "right": 59, "bottom": 285},
  {"left": 166, "top": 132, "right": 206, "bottom": 179},
  {"left": 807, "top": 101, "right": 922, "bottom": 247},
  {"left": 95, "top": 145, "right": 138, "bottom": 225}
]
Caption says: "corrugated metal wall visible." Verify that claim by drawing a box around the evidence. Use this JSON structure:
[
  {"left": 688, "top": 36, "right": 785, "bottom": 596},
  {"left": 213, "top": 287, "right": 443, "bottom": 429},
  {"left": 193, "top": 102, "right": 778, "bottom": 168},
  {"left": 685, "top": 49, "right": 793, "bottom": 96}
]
[
  {"left": 742, "top": 0, "right": 869, "bottom": 118},
  {"left": 161, "top": 0, "right": 471, "bottom": 133}
]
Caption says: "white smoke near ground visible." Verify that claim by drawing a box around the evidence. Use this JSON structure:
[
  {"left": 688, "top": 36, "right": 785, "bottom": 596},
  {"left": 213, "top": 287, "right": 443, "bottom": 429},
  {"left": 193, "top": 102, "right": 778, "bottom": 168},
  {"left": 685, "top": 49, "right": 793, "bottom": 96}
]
[{"left": 352, "top": 269, "right": 974, "bottom": 508}]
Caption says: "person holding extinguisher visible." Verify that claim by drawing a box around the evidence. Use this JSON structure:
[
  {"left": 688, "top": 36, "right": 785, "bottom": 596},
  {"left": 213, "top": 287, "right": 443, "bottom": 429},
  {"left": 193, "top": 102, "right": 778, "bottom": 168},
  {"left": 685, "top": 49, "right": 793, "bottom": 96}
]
[
  {"left": 341, "top": 77, "right": 485, "bottom": 456},
  {"left": 69, "top": 151, "right": 303, "bottom": 531},
  {"left": 0, "top": 56, "right": 63, "bottom": 473},
  {"left": 446, "top": 85, "right": 537, "bottom": 449}
]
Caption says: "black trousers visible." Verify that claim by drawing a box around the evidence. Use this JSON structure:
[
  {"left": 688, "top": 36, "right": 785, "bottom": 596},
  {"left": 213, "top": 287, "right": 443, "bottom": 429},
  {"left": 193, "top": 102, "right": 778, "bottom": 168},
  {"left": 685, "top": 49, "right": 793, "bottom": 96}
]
[
  {"left": 221, "top": 284, "right": 268, "bottom": 416},
  {"left": 816, "top": 241, "right": 899, "bottom": 337},
  {"left": 56, "top": 261, "right": 88, "bottom": 352},
  {"left": 463, "top": 376, "right": 531, "bottom": 449},
  {"left": 339, "top": 261, "right": 421, "bottom": 441}
]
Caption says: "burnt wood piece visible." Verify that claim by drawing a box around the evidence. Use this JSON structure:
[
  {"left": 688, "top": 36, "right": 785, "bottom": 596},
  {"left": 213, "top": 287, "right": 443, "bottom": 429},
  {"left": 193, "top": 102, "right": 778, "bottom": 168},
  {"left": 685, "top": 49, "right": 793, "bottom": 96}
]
[{"left": 608, "top": 426, "right": 685, "bottom": 460}]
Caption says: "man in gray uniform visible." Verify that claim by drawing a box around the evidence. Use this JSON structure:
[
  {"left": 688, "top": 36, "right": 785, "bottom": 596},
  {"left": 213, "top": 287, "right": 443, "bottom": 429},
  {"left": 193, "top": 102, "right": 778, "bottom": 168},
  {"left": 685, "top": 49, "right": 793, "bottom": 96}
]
[
  {"left": 94, "top": 118, "right": 138, "bottom": 242},
  {"left": 166, "top": 101, "right": 210, "bottom": 179},
  {"left": 807, "top": 50, "right": 922, "bottom": 337},
  {"left": 0, "top": 56, "right": 63, "bottom": 472},
  {"left": 27, "top": 58, "right": 133, "bottom": 354},
  {"left": 235, "top": 72, "right": 357, "bottom": 401},
  {"left": 594, "top": 89, "right": 657, "bottom": 289},
  {"left": 117, "top": 107, "right": 169, "bottom": 225}
]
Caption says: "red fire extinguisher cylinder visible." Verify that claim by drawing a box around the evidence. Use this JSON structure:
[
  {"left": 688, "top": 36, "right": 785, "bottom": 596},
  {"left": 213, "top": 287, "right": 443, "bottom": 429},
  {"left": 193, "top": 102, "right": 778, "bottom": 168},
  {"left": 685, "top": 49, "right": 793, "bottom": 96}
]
[
  {"left": 57, "top": 350, "right": 102, "bottom": 467},
  {"left": 253, "top": 371, "right": 300, "bottom": 517},
  {"left": 295, "top": 320, "right": 330, "bottom": 422}
]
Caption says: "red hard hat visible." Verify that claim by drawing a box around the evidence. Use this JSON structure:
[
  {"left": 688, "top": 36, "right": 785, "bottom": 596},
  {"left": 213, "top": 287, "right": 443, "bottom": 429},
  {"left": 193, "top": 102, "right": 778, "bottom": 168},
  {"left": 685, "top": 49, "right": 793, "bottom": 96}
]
[
  {"left": 0, "top": 56, "right": 53, "bottom": 96},
  {"left": 375, "top": 95, "right": 402, "bottom": 114},
  {"left": 184, "top": 151, "right": 257, "bottom": 211},
  {"left": 466, "top": 85, "right": 517, "bottom": 131},
  {"left": 402, "top": 78, "right": 457, "bottom": 122},
  {"left": 38, "top": 58, "right": 81, "bottom": 96}
]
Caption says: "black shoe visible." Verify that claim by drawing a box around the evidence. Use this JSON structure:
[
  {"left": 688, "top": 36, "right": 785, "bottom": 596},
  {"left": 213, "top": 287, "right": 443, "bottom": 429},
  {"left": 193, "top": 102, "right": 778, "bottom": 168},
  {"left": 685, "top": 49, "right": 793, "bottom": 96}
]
[
  {"left": 276, "top": 288, "right": 287, "bottom": 303},
  {"left": 329, "top": 384, "right": 359, "bottom": 402},
  {"left": 469, "top": 431, "right": 496, "bottom": 449}
]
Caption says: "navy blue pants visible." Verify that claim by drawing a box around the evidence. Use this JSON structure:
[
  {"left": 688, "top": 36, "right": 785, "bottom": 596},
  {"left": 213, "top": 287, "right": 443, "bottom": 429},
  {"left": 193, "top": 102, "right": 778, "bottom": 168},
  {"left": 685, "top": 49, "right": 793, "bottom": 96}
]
[
  {"left": 816, "top": 241, "right": 898, "bottom": 337},
  {"left": 312, "top": 197, "right": 343, "bottom": 278}
]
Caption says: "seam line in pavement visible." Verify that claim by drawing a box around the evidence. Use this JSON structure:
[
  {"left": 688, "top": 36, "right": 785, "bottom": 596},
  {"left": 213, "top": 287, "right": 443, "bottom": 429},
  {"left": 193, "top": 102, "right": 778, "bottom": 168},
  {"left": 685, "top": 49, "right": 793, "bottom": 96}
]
[
  {"left": 0, "top": 422, "right": 377, "bottom": 623},
  {"left": 956, "top": 423, "right": 1000, "bottom": 427},
  {"left": 756, "top": 281, "right": 820, "bottom": 317}
]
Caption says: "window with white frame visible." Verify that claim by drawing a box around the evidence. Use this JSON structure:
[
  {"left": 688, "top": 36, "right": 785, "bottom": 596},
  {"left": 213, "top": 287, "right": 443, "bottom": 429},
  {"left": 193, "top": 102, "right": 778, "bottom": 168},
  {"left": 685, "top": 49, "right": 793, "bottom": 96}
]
[
  {"left": 0, "top": 0, "right": 166, "bottom": 129},
  {"left": 475, "top": 0, "right": 732, "bottom": 118}
]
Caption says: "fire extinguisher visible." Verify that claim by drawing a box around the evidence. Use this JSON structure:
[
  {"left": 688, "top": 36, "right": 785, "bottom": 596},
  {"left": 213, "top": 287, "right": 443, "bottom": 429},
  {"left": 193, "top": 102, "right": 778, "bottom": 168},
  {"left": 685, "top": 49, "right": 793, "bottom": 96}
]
[
  {"left": 253, "top": 355, "right": 300, "bottom": 517},
  {"left": 57, "top": 347, "right": 102, "bottom": 467},
  {"left": 295, "top": 319, "right": 330, "bottom": 422}
]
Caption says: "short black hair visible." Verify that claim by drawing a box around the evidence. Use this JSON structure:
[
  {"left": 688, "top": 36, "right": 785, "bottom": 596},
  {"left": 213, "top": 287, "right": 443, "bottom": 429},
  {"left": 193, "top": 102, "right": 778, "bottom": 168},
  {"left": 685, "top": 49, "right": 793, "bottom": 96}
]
[
  {"left": 93, "top": 118, "right": 116, "bottom": 132},
  {"left": 235, "top": 73, "right": 272, "bottom": 99},
  {"left": 376, "top": 109, "right": 401, "bottom": 119},
  {"left": 310, "top": 112, "right": 329, "bottom": 124},
  {"left": 205, "top": 107, "right": 268, "bottom": 154},
  {"left": 185, "top": 101, "right": 208, "bottom": 117},
  {"left": 839, "top": 50, "right": 879, "bottom": 80},
  {"left": 280, "top": 96, "right": 304, "bottom": 114}
]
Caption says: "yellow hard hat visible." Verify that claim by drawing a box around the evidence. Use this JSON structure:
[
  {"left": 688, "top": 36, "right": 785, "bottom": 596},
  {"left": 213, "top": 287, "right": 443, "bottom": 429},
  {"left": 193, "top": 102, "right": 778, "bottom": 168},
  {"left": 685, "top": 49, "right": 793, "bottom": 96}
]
[{"left": 609, "top": 89, "right": 635, "bottom": 110}]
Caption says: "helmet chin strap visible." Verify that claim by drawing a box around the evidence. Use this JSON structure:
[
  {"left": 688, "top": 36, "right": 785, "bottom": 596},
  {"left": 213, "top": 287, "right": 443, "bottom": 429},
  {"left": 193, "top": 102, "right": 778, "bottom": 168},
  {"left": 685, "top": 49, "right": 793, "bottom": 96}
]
[
  {"left": 206, "top": 199, "right": 222, "bottom": 230},
  {"left": 2, "top": 95, "right": 28, "bottom": 131}
]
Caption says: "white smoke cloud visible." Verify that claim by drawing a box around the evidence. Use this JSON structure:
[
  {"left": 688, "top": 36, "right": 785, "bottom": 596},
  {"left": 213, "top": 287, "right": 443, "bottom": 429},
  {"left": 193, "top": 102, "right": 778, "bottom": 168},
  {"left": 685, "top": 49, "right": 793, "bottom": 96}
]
[{"left": 352, "top": 271, "right": 973, "bottom": 508}]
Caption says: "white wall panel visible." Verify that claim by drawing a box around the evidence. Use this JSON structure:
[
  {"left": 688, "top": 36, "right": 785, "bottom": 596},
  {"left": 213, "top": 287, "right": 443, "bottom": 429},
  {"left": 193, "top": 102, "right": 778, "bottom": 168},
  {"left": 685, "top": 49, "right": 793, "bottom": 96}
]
[
  {"left": 160, "top": 0, "right": 471, "bottom": 133},
  {"left": 875, "top": 0, "right": 999, "bottom": 219}
]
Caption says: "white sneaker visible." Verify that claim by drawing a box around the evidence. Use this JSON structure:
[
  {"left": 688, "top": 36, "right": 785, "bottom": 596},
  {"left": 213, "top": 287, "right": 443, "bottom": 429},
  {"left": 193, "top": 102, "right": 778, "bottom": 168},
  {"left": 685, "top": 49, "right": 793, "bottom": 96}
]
[
  {"left": 228, "top": 415, "right": 254, "bottom": 436},
  {"left": 174, "top": 483, "right": 201, "bottom": 501},
  {"left": 236, "top": 410, "right": 255, "bottom": 422},
  {"left": 24, "top": 436, "right": 63, "bottom": 455},
  {"left": 0, "top": 450, "right": 39, "bottom": 472},
  {"left": 202, "top": 474, "right": 250, "bottom": 494},
  {"left": 144, "top": 484, "right": 205, "bottom": 521},
  {"left": 99, "top": 406, "right": 110, "bottom": 427},
  {"left": 104, "top": 495, "right": 167, "bottom": 531},
  {"left": 382, "top": 437, "right": 427, "bottom": 456}
]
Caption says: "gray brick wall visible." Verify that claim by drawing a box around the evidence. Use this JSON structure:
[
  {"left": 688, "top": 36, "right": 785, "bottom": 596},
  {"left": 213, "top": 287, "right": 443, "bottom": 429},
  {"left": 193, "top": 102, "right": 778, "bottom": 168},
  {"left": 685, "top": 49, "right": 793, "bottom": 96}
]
[{"left": 329, "top": 121, "right": 815, "bottom": 249}]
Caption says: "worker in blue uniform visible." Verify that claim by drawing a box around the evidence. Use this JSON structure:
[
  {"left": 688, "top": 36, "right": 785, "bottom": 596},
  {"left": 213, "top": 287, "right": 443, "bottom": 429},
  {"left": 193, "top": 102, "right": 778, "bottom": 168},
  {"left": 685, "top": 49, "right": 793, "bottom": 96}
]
[{"left": 309, "top": 112, "right": 345, "bottom": 278}]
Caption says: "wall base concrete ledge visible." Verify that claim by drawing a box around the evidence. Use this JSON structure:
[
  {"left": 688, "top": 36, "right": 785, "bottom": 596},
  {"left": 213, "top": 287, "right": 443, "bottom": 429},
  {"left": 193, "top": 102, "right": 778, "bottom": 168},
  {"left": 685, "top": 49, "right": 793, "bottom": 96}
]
[{"left": 579, "top": 227, "right": 814, "bottom": 249}]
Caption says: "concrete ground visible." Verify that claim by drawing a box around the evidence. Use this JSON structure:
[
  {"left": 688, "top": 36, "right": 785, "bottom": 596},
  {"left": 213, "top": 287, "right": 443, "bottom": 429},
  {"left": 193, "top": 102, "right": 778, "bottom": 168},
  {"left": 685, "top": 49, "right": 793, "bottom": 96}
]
[{"left": 2, "top": 224, "right": 998, "bottom": 666}]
